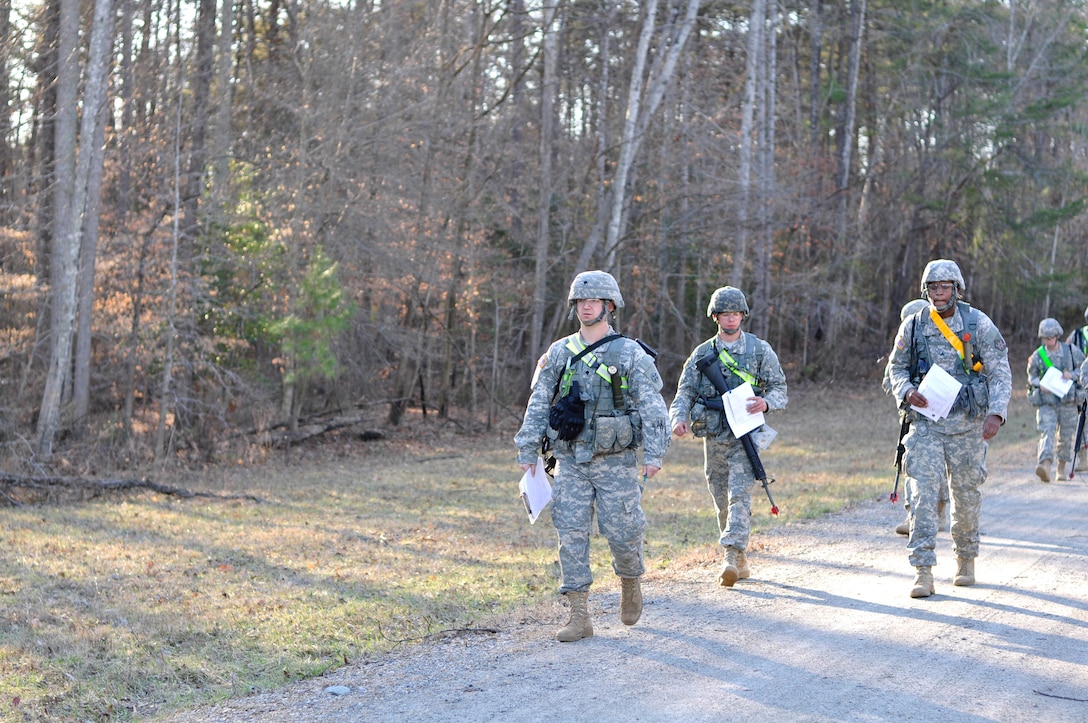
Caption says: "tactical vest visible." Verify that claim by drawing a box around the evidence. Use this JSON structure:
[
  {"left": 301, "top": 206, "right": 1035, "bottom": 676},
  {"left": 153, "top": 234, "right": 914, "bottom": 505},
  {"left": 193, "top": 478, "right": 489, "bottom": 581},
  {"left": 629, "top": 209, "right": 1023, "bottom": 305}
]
[
  {"left": 908, "top": 303, "right": 989, "bottom": 417},
  {"left": 710, "top": 333, "right": 766, "bottom": 394},
  {"left": 690, "top": 333, "right": 766, "bottom": 438},
  {"left": 551, "top": 334, "right": 642, "bottom": 460}
]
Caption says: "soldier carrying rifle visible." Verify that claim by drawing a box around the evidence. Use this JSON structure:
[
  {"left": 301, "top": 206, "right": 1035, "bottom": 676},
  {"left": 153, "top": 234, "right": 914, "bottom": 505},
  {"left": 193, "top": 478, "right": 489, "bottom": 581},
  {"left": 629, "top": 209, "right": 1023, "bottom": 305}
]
[{"left": 669, "top": 286, "right": 788, "bottom": 588}]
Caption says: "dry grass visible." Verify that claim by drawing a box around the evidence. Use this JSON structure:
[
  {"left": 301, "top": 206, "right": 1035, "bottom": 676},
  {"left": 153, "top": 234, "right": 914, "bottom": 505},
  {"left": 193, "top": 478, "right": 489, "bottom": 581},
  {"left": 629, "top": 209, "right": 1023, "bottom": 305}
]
[{"left": 0, "top": 385, "right": 1038, "bottom": 721}]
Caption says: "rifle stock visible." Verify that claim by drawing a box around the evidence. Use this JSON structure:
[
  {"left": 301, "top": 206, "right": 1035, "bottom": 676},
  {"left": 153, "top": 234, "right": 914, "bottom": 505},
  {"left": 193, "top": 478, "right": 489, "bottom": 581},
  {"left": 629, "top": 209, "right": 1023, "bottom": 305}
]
[{"left": 695, "top": 353, "right": 778, "bottom": 516}]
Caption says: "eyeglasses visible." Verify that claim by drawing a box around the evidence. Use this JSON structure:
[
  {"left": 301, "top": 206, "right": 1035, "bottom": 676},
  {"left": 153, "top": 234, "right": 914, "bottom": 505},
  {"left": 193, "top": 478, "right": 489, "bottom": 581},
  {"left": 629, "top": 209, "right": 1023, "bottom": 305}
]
[{"left": 926, "top": 282, "right": 955, "bottom": 293}]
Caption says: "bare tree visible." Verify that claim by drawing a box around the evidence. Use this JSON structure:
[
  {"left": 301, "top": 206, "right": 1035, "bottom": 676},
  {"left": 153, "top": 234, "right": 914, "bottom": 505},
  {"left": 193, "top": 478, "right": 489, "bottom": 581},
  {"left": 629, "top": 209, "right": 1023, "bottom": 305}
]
[{"left": 36, "top": 0, "right": 113, "bottom": 457}]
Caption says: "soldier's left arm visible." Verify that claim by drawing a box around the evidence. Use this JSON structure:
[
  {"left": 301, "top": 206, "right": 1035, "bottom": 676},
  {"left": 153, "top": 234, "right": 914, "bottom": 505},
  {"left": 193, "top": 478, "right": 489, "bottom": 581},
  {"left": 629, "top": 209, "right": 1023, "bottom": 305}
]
[
  {"left": 979, "top": 313, "right": 1013, "bottom": 422},
  {"left": 629, "top": 349, "right": 671, "bottom": 469},
  {"left": 758, "top": 341, "right": 789, "bottom": 412}
]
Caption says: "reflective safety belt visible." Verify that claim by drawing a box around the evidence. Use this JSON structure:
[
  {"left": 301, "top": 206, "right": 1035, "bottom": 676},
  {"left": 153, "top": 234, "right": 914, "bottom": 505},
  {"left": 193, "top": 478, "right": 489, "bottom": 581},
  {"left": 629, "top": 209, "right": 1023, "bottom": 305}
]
[
  {"left": 929, "top": 308, "right": 983, "bottom": 373},
  {"left": 561, "top": 335, "right": 626, "bottom": 394},
  {"left": 717, "top": 347, "right": 758, "bottom": 386},
  {"left": 1038, "top": 345, "right": 1053, "bottom": 370}
]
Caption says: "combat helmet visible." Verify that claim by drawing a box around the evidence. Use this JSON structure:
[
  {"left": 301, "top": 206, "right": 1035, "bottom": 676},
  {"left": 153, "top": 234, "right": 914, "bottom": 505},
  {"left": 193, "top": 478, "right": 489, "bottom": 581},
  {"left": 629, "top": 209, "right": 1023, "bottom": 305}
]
[
  {"left": 919, "top": 259, "right": 966, "bottom": 297},
  {"left": 1038, "top": 318, "right": 1063, "bottom": 338},
  {"left": 568, "top": 270, "right": 624, "bottom": 308},
  {"left": 900, "top": 299, "right": 929, "bottom": 321},
  {"left": 706, "top": 286, "right": 750, "bottom": 318}
]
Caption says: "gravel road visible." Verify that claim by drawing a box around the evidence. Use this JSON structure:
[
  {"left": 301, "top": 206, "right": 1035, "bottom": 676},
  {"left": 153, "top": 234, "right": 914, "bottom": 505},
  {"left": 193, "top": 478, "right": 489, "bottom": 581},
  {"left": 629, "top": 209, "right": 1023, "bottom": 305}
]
[{"left": 160, "top": 455, "right": 1088, "bottom": 723}]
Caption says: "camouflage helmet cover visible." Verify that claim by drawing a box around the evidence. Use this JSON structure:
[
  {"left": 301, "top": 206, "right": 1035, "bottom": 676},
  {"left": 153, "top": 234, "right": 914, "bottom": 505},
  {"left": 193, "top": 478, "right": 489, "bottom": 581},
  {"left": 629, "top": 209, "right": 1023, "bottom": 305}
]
[
  {"left": 567, "top": 270, "right": 624, "bottom": 308},
  {"left": 1038, "top": 317, "right": 1063, "bottom": 338},
  {"left": 706, "top": 286, "right": 750, "bottom": 318},
  {"left": 900, "top": 299, "right": 929, "bottom": 321},
  {"left": 919, "top": 259, "right": 966, "bottom": 296}
]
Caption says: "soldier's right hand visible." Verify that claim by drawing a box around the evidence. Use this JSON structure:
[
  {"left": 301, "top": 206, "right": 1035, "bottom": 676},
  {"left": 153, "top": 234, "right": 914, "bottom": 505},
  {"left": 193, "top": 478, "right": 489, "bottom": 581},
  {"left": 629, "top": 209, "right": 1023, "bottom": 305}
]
[{"left": 672, "top": 422, "right": 689, "bottom": 437}]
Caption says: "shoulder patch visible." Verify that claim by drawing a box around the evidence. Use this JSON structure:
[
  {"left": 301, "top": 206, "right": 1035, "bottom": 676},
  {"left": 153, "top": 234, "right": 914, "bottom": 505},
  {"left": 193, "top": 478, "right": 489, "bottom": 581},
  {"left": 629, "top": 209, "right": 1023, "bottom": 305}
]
[
  {"left": 994, "top": 336, "right": 1007, "bottom": 352},
  {"left": 636, "top": 355, "right": 663, "bottom": 392},
  {"left": 895, "top": 334, "right": 906, "bottom": 351}
]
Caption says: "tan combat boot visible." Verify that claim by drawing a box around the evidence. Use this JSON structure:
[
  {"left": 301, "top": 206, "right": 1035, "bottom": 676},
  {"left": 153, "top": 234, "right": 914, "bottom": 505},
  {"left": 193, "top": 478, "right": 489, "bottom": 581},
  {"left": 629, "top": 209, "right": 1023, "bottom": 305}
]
[
  {"left": 1036, "top": 460, "right": 1052, "bottom": 483},
  {"left": 953, "top": 557, "right": 975, "bottom": 586},
  {"left": 619, "top": 577, "right": 642, "bottom": 625},
  {"left": 1057, "top": 460, "right": 1068, "bottom": 480},
  {"left": 910, "top": 566, "right": 934, "bottom": 598},
  {"left": 719, "top": 548, "right": 740, "bottom": 587},
  {"left": 895, "top": 515, "right": 909, "bottom": 535},
  {"left": 736, "top": 550, "right": 751, "bottom": 580},
  {"left": 556, "top": 591, "right": 593, "bottom": 642}
]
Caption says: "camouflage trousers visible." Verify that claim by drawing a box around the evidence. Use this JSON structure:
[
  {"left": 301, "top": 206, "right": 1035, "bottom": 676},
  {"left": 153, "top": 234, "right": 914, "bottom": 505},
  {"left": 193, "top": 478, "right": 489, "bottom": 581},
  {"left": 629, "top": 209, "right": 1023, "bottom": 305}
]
[
  {"left": 1036, "top": 404, "right": 1080, "bottom": 464},
  {"left": 703, "top": 437, "right": 756, "bottom": 552},
  {"left": 550, "top": 448, "right": 646, "bottom": 594},
  {"left": 903, "top": 418, "right": 987, "bottom": 567}
]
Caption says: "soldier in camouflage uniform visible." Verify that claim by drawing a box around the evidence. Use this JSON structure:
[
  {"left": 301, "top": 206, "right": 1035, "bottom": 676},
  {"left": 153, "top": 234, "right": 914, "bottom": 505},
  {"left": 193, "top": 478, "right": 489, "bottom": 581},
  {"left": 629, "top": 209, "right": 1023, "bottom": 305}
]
[
  {"left": 884, "top": 299, "right": 950, "bottom": 537},
  {"left": 669, "top": 286, "right": 788, "bottom": 588},
  {"left": 1067, "top": 305, "right": 1088, "bottom": 357},
  {"left": 885, "top": 260, "right": 1012, "bottom": 598},
  {"left": 514, "top": 270, "right": 670, "bottom": 642},
  {"left": 1027, "top": 318, "right": 1085, "bottom": 482},
  {"left": 1068, "top": 306, "right": 1088, "bottom": 472}
]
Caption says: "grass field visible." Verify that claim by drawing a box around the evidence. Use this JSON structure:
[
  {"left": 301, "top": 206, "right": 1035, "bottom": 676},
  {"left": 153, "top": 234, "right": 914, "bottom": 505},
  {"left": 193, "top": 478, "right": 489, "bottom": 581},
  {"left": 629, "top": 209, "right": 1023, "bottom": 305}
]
[{"left": 0, "top": 385, "right": 1038, "bottom": 721}]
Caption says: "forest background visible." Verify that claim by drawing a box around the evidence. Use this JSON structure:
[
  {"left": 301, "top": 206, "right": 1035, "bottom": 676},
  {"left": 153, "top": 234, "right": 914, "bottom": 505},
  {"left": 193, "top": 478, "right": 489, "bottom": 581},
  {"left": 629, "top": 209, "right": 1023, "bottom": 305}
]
[{"left": 1, "top": 0, "right": 1088, "bottom": 469}]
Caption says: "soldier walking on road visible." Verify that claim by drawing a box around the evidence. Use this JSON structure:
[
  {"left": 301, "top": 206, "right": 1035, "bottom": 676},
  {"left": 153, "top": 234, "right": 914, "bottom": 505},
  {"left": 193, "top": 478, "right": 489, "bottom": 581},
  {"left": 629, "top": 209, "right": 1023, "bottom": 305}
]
[
  {"left": 884, "top": 299, "right": 950, "bottom": 537},
  {"left": 884, "top": 260, "right": 1012, "bottom": 598},
  {"left": 669, "top": 286, "right": 788, "bottom": 588},
  {"left": 514, "top": 270, "right": 670, "bottom": 642},
  {"left": 1027, "top": 318, "right": 1085, "bottom": 482}
]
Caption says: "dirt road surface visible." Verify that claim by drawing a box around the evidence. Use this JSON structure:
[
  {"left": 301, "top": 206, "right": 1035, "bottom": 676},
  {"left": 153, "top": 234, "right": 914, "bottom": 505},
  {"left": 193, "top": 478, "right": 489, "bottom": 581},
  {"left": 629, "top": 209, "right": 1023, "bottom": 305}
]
[{"left": 163, "top": 456, "right": 1088, "bottom": 722}]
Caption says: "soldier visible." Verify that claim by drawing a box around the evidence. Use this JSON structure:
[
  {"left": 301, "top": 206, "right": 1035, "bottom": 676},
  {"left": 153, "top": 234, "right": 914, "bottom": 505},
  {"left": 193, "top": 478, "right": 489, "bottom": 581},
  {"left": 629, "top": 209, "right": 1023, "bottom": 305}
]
[
  {"left": 1067, "top": 305, "right": 1088, "bottom": 357},
  {"left": 884, "top": 299, "right": 950, "bottom": 536},
  {"left": 1027, "top": 318, "right": 1085, "bottom": 482},
  {"left": 514, "top": 270, "right": 670, "bottom": 642},
  {"left": 1067, "top": 306, "right": 1088, "bottom": 472},
  {"left": 669, "top": 286, "right": 788, "bottom": 587},
  {"left": 885, "top": 259, "right": 1012, "bottom": 598}
]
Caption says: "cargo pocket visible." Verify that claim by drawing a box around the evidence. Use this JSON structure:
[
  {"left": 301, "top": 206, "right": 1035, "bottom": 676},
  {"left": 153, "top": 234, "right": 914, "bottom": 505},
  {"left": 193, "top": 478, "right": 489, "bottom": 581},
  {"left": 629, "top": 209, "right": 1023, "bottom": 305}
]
[{"left": 593, "top": 415, "right": 635, "bottom": 454}]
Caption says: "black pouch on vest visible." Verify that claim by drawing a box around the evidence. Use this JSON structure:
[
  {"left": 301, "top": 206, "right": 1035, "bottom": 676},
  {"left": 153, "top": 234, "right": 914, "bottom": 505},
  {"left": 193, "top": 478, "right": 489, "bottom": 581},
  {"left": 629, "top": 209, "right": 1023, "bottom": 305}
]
[{"left": 549, "top": 380, "right": 586, "bottom": 441}]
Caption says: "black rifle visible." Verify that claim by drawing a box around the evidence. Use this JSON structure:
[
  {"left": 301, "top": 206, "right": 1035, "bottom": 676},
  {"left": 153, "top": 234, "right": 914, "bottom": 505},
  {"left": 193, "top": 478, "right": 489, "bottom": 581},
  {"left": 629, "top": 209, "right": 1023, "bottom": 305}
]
[
  {"left": 890, "top": 412, "right": 910, "bottom": 502},
  {"left": 1072, "top": 402, "right": 1086, "bottom": 480},
  {"left": 695, "top": 353, "right": 778, "bottom": 516}
]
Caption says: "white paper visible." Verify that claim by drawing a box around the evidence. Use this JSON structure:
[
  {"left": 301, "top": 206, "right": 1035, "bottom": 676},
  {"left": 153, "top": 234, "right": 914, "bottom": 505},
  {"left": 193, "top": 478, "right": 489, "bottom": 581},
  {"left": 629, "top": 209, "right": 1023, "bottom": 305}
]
[
  {"left": 722, "top": 381, "right": 766, "bottom": 438},
  {"left": 1040, "top": 366, "right": 1073, "bottom": 398},
  {"left": 911, "top": 364, "right": 962, "bottom": 421},
  {"left": 518, "top": 457, "right": 553, "bottom": 524}
]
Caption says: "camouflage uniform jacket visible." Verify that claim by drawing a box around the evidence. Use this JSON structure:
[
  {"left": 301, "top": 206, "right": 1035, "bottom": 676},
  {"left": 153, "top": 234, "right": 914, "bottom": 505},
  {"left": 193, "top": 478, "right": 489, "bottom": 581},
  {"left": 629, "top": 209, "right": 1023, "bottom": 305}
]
[
  {"left": 514, "top": 328, "right": 670, "bottom": 468},
  {"left": 887, "top": 303, "right": 1012, "bottom": 434},
  {"left": 669, "top": 331, "right": 788, "bottom": 442},
  {"left": 1027, "top": 343, "right": 1086, "bottom": 407}
]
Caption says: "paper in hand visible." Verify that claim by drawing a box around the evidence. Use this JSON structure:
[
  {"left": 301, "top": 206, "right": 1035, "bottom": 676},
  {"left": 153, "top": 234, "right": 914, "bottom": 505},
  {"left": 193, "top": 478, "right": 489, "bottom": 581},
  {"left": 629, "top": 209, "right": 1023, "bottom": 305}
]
[
  {"left": 519, "top": 457, "right": 553, "bottom": 524},
  {"left": 722, "top": 381, "right": 765, "bottom": 438},
  {"left": 911, "top": 364, "right": 962, "bottom": 421},
  {"left": 1040, "top": 366, "right": 1073, "bottom": 399}
]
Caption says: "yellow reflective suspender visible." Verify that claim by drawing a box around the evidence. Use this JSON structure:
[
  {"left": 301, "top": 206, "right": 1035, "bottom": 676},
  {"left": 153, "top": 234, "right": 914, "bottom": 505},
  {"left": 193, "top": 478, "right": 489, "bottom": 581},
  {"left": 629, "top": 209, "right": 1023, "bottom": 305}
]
[
  {"left": 929, "top": 308, "right": 984, "bottom": 373},
  {"left": 560, "top": 335, "right": 628, "bottom": 395}
]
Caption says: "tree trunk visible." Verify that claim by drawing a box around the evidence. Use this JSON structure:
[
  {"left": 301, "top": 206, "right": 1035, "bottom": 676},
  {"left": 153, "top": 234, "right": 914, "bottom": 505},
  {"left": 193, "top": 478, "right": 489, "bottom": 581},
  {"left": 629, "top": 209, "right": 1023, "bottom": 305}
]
[
  {"left": 731, "top": 0, "right": 763, "bottom": 290},
  {"left": 530, "top": 2, "right": 559, "bottom": 361},
  {"left": 37, "top": 0, "right": 113, "bottom": 457}
]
